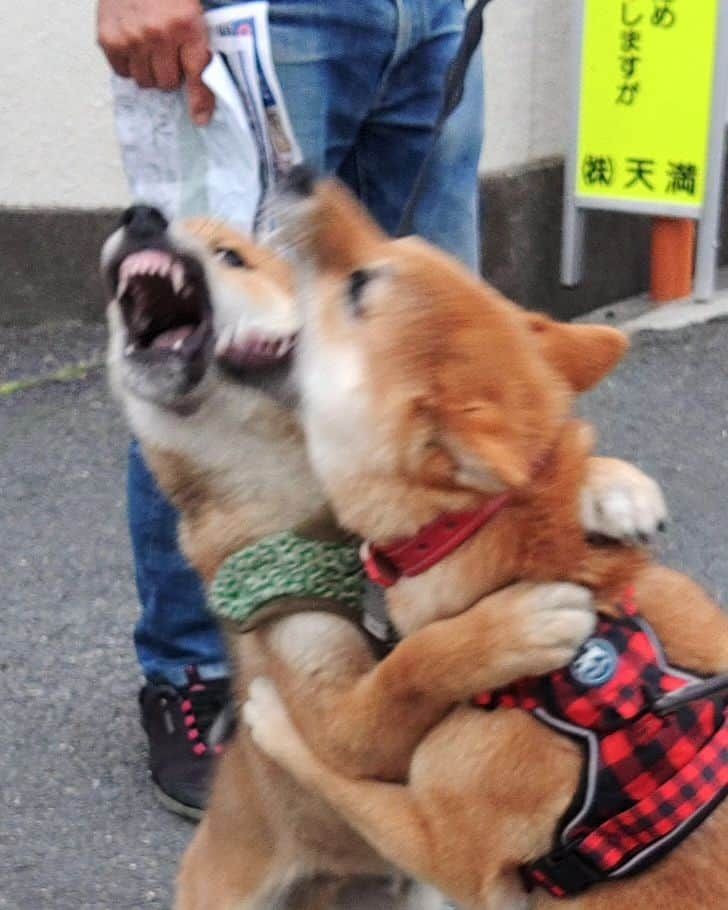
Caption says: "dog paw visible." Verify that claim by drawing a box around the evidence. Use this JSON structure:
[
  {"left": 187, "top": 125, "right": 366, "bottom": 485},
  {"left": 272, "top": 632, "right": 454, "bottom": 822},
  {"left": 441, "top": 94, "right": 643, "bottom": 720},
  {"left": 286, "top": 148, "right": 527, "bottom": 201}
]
[
  {"left": 581, "top": 458, "right": 668, "bottom": 543},
  {"left": 512, "top": 582, "right": 596, "bottom": 675},
  {"left": 242, "top": 677, "right": 310, "bottom": 769}
]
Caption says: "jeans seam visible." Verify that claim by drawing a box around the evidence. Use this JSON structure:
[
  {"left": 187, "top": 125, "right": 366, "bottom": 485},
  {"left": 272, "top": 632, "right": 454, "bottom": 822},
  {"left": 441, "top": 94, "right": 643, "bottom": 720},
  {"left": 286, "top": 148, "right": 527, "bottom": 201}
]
[{"left": 372, "top": 0, "right": 411, "bottom": 110}]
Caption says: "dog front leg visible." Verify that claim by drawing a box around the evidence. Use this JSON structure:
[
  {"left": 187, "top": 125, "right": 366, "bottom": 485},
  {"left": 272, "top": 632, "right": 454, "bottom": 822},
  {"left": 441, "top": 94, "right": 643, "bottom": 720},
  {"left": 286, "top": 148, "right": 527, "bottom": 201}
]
[
  {"left": 244, "top": 680, "right": 530, "bottom": 910},
  {"left": 582, "top": 457, "right": 667, "bottom": 542},
  {"left": 379, "top": 581, "right": 596, "bottom": 705},
  {"left": 276, "top": 581, "right": 595, "bottom": 782},
  {"left": 243, "top": 679, "right": 436, "bottom": 883},
  {"left": 279, "top": 581, "right": 594, "bottom": 781}
]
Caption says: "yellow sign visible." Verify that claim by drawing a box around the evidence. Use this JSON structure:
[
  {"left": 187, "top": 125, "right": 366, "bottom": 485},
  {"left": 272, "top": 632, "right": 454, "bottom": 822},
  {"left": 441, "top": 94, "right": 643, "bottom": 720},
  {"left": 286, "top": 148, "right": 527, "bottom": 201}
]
[{"left": 576, "top": 0, "right": 719, "bottom": 211}]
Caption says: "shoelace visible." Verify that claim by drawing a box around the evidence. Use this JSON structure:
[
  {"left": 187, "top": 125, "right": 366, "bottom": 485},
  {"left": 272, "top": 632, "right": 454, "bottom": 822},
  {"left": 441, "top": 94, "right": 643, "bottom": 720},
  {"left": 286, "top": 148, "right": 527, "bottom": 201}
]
[{"left": 179, "top": 668, "right": 229, "bottom": 757}]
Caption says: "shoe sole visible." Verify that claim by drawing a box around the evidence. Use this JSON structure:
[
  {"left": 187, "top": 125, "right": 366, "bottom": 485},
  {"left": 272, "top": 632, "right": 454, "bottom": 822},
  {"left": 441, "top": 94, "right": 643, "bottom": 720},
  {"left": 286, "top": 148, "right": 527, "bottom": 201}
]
[{"left": 152, "top": 782, "right": 204, "bottom": 822}]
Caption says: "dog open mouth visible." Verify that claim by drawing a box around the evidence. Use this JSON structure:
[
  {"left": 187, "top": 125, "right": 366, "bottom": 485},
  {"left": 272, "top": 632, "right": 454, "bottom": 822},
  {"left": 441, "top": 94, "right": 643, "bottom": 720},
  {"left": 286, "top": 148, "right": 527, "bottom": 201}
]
[
  {"left": 116, "top": 249, "right": 213, "bottom": 363},
  {"left": 215, "top": 328, "right": 297, "bottom": 375}
]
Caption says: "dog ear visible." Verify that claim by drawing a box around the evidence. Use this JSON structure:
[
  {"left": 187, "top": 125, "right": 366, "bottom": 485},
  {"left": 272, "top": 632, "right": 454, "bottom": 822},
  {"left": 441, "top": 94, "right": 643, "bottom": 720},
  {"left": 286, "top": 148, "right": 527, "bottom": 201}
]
[
  {"left": 526, "top": 314, "right": 628, "bottom": 393},
  {"left": 416, "top": 400, "right": 532, "bottom": 493},
  {"left": 445, "top": 402, "right": 532, "bottom": 490}
]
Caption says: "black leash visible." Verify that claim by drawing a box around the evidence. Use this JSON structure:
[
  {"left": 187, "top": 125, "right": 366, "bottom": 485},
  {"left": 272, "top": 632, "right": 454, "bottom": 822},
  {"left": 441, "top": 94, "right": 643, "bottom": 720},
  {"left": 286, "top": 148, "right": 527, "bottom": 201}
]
[{"left": 395, "top": 0, "right": 496, "bottom": 238}]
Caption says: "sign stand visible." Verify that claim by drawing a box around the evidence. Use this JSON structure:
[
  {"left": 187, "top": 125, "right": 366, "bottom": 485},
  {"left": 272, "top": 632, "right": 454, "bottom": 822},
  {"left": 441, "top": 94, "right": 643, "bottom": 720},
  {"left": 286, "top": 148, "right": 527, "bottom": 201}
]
[
  {"left": 562, "top": 0, "right": 728, "bottom": 302},
  {"left": 651, "top": 218, "right": 694, "bottom": 302},
  {"left": 694, "top": 2, "right": 728, "bottom": 301}
]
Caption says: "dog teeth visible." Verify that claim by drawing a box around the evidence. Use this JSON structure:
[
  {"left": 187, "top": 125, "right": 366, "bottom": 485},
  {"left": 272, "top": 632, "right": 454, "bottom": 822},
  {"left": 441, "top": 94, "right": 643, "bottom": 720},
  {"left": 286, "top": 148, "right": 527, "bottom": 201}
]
[
  {"left": 172, "top": 339, "right": 184, "bottom": 352},
  {"left": 118, "top": 250, "right": 174, "bottom": 283},
  {"left": 214, "top": 327, "right": 296, "bottom": 363},
  {"left": 276, "top": 336, "right": 295, "bottom": 356},
  {"left": 125, "top": 343, "right": 136, "bottom": 355},
  {"left": 171, "top": 263, "right": 185, "bottom": 294},
  {"left": 215, "top": 325, "right": 234, "bottom": 355},
  {"left": 233, "top": 320, "right": 251, "bottom": 343}
]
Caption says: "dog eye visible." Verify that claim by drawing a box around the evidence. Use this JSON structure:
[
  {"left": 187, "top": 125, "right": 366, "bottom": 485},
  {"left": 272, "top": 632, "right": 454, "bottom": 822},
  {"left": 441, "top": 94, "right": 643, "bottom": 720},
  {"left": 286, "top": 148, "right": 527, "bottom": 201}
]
[
  {"left": 347, "top": 269, "right": 371, "bottom": 317},
  {"left": 214, "top": 247, "right": 248, "bottom": 268}
]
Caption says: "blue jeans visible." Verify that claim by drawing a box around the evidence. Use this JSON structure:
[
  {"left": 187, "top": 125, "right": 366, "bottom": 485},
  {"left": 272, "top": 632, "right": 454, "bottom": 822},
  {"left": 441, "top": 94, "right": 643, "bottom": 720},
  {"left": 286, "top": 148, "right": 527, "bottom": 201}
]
[
  {"left": 129, "top": 0, "right": 484, "bottom": 684},
  {"left": 129, "top": 441, "right": 229, "bottom": 685}
]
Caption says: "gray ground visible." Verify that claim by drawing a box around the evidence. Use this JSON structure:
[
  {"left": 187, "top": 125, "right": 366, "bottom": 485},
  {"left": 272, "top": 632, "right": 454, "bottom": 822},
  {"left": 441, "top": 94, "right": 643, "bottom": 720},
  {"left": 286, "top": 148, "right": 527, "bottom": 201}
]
[{"left": 1, "top": 316, "right": 727, "bottom": 910}]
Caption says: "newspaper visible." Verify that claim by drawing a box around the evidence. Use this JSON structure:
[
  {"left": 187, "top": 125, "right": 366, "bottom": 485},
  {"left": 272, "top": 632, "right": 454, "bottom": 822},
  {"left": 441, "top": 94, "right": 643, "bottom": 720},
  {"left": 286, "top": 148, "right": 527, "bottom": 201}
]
[{"left": 111, "top": 1, "right": 300, "bottom": 234}]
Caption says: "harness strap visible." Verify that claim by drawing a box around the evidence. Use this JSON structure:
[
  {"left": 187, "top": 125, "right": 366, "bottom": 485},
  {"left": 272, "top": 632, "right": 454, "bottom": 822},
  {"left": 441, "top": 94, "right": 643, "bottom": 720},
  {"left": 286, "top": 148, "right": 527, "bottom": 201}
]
[
  {"left": 478, "top": 602, "right": 728, "bottom": 898},
  {"left": 208, "top": 509, "right": 400, "bottom": 656},
  {"left": 396, "top": 0, "right": 496, "bottom": 238},
  {"left": 525, "top": 717, "right": 728, "bottom": 896},
  {"left": 525, "top": 851, "right": 603, "bottom": 898},
  {"left": 653, "top": 672, "right": 728, "bottom": 715},
  {"left": 209, "top": 509, "right": 365, "bottom": 629}
]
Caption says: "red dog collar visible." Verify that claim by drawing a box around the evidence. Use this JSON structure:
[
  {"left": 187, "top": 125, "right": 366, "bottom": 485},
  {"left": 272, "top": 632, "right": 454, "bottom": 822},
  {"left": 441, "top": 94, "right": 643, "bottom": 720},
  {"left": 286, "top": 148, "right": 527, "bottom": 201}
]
[
  {"left": 361, "top": 492, "right": 512, "bottom": 588},
  {"left": 360, "top": 436, "right": 562, "bottom": 588}
]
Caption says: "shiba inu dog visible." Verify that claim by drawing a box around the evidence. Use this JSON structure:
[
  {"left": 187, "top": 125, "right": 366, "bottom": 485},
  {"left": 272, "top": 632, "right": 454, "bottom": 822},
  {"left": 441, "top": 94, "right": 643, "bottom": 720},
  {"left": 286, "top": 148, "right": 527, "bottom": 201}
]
[
  {"left": 241, "top": 175, "right": 727, "bottom": 910},
  {"left": 102, "top": 204, "right": 667, "bottom": 910}
]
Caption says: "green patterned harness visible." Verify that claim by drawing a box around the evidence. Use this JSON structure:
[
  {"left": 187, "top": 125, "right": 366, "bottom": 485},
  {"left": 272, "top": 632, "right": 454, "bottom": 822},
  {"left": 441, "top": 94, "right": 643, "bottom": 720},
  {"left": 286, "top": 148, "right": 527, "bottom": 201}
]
[{"left": 209, "top": 518, "right": 366, "bottom": 633}]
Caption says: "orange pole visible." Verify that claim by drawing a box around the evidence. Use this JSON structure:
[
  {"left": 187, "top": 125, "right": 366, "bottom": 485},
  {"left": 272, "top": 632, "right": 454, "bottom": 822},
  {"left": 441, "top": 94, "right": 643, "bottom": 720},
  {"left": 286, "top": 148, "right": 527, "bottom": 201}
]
[{"left": 650, "top": 217, "right": 696, "bottom": 303}]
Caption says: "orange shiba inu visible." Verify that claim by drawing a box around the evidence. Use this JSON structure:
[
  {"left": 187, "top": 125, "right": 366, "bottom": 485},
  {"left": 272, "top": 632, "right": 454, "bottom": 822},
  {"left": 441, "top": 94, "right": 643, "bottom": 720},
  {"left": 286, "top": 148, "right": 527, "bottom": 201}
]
[
  {"left": 102, "top": 205, "right": 666, "bottom": 910},
  {"left": 242, "top": 175, "right": 727, "bottom": 910}
]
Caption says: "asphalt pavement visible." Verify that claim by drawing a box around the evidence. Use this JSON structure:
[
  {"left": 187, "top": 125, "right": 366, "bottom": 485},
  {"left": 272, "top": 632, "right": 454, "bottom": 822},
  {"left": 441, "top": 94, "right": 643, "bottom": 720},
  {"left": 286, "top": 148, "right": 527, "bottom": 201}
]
[{"left": 1, "top": 313, "right": 727, "bottom": 910}]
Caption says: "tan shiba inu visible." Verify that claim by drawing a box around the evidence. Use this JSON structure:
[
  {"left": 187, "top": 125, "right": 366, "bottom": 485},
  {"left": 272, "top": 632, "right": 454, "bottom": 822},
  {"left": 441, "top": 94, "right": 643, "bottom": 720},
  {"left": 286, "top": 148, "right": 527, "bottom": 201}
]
[
  {"left": 241, "top": 175, "right": 727, "bottom": 910},
  {"left": 101, "top": 203, "right": 667, "bottom": 910}
]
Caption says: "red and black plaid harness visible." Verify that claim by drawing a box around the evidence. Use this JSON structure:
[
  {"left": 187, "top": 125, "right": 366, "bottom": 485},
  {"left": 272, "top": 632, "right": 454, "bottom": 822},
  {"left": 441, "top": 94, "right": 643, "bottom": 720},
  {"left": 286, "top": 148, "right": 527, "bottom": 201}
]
[{"left": 475, "top": 594, "right": 728, "bottom": 898}]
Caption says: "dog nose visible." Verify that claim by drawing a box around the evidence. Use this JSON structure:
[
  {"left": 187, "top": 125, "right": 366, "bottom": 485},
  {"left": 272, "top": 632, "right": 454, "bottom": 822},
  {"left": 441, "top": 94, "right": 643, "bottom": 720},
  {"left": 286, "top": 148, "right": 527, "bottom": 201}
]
[
  {"left": 120, "top": 204, "right": 168, "bottom": 240},
  {"left": 282, "top": 164, "right": 316, "bottom": 198}
]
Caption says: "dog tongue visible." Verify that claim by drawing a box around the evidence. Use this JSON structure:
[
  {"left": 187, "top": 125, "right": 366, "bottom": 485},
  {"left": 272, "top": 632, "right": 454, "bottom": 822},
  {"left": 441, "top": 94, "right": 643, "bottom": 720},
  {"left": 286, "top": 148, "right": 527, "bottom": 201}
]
[{"left": 151, "top": 325, "right": 196, "bottom": 350}]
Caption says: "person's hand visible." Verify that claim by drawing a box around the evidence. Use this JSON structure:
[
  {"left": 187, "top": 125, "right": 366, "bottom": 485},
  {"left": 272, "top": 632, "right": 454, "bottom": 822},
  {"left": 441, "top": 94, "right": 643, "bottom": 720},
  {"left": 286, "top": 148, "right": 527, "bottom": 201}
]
[{"left": 97, "top": 0, "right": 215, "bottom": 125}]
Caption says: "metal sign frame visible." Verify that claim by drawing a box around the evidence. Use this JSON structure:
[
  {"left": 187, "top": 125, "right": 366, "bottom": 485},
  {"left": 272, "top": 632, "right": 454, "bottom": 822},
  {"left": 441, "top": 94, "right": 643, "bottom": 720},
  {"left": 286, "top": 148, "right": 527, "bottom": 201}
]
[{"left": 561, "top": 0, "right": 728, "bottom": 301}]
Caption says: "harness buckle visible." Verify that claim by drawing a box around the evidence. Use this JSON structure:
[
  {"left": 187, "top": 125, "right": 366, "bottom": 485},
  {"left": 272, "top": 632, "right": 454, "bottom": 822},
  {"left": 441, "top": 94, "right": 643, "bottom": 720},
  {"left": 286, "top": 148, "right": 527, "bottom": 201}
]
[{"left": 523, "top": 847, "right": 604, "bottom": 897}]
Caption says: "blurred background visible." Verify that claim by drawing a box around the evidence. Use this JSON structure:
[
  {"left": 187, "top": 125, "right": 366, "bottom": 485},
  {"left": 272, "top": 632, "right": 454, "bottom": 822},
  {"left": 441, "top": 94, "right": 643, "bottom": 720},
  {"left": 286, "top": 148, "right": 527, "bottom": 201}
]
[{"left": 2, "top": 0, "right": 699, "bottom": 324}]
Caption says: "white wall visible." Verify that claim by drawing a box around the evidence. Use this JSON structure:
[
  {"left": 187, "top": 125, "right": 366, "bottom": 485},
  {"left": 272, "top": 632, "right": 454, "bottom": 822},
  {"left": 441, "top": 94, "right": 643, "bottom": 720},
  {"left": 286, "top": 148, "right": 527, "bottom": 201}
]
[
  {"left": 482, "top": 0, "right": 572, "bottom": 173},
  {"left": 0, "top": 1, "right": 128, "bottom": 208},
  {"left": 0, "top": 0, "right": 572, "bottom": 209}
]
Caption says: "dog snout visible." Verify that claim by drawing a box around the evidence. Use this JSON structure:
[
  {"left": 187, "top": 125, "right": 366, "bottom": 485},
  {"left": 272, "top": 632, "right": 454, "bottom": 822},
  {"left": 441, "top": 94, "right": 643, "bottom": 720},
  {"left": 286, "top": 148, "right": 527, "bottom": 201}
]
[{"left": 120, "top": 204, "right": 169, "bottom": 241}]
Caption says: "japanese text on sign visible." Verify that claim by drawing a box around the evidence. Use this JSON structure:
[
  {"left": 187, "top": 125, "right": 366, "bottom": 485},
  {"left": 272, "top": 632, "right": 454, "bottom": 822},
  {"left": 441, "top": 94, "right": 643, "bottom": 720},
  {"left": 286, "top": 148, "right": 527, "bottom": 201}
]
[{"left": 576, "top": 0, "right": 718, "bottom": 210}]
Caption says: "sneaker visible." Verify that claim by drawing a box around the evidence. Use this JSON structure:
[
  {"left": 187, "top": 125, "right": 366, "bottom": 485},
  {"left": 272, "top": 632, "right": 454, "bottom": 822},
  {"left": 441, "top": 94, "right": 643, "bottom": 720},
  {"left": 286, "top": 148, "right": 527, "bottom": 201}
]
[{"left": 139, "top": 666, "right": 231, "bottom": 820}]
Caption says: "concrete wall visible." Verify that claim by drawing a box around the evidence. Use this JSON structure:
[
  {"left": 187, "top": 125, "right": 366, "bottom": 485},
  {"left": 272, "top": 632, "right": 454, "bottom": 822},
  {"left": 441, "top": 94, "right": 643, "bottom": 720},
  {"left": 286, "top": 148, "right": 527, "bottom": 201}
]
[{"left": 0, "top": 0, "right": 571, "bottom": 210}]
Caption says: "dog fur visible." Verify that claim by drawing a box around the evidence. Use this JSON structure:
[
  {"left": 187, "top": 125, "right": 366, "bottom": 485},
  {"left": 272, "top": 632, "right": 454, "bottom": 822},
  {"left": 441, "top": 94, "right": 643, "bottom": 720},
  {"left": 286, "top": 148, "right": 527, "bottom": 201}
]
[
  {"left": 241, "top": 179, "right": 728, "bottom": 910},
  {"left": 102, "top": 211, "right": 669, "bottom": 910}
]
